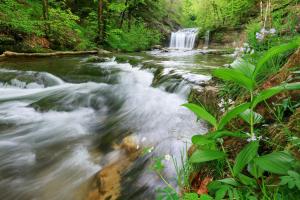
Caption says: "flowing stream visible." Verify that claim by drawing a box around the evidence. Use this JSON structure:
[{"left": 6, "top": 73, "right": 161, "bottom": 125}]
[{"left": 0, "top": 50, "right": 232, "bottom": 199}]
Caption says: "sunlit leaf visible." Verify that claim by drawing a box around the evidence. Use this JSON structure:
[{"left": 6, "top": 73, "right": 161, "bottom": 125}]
[
  {"left": 183, "top": 103, "right": 217, "bottom": 128},
  {"left": 218, "top": 102, "right": 251, "bottom": 130},
  {"left": 189, "top": 149, "right": 226, "bottom": 163},
  {"left": 192, "top": 135, "right": 215, "bottom": 145},
  {"left": 254, "top": 38, "right": 300, "bottom": 78},
  {"left": 231, "top": 58, "right": 255, "bottom": 78},
  {"left": 239, "top": 109, "right": 263, "bottom": 125},
  {"left": 213, "top": 68, "right": 255, "bottom": 91}
]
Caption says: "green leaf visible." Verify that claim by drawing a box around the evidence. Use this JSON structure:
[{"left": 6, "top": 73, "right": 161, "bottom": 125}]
[
  {"left": 213, "top": 68, "right": 255, "bottom": 91},
  {"left": 212, "top": 131, "right": 248, "bottom": 140},
  {"left": 199, "top": 194, "right": 213, "bottom": 200},
  {"left": 254, "top": 39, "right": 300, "bottom": 78},
  {"left": 217, "top": 178, "right": 239, "bottom": 186},
  {"left": 251, "top": 86, "right": 284, "bottom": 108},
  {"left": 233, "top": 141, "right": 259, "bottom": 176},
  {"left": 183, "top": 103, "right": 217, "bottom": 128},
  {"left": 238, "top": 173, "right": 257, "bottom": 187},
  {"left": 192, "top": 135, "right": 215, "bottom": 146},
  {"left": 183, "top": 193, "right": 199, "bottom": 200},
  {"left": 254, "top": 151, "right": 294, "bottom": 175},
  {"left": 239, "top": 109, "right": 263, "bottom": 125},
  {"left": 285, "top": 82, "right": 300, "bottom": 90},
  {"left": 218, "top": 102, "right": 251, "bottom": 130},
  {"left": 279, "top": 176, "right": 291, "bottom": 185},
  {"left": 231, "top": 58, "right": 255, "bottom": 78},
  {"left": 189, "top": 149, "right": 226, "bottom": 163},
  {"left": 215, "top": 185, "right": 229, "bottom": 200},
  {"left": 248, "top": 160, "right": 264, "bottom": 179}
]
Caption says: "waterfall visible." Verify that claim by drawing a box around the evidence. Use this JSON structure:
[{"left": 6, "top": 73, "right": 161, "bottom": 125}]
[
  {"left": 169, "top": 28, "right": 198, "bottom": 50},
  {"left": 204, "top": 30, "right": 210, "bottom": 49}
]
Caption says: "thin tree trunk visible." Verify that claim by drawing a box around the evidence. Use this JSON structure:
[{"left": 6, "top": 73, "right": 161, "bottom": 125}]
[
  {"left": 119, "top": 0, "right": 128, "bottom": 28},
  {"left": 98, "top": 0, "right": 104, "bottom": 45},
  {"left": 42, "top": 0, "right": 50, "bottom": 37}
]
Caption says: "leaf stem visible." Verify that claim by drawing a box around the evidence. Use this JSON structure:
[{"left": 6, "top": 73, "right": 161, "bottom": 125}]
[
  {"left": 157, "top": 172, "right": 177, "bottom": 193},
  {"left": 250, "top": 91, "right": 255, "bottom": 138},
  {"left": 221, "top": 142, "right": 234, "bottom": 177}
]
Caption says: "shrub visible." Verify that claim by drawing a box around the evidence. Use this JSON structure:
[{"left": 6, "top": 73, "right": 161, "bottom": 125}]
[{"left": 106, "top": 23, "right": 161, "bottom": 52}]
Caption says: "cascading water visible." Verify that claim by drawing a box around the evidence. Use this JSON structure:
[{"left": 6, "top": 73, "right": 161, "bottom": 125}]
[
  {"left": 169, "top": 28, "right": 198, "bottom": 50},
  {"left": 0, "top": 53, "right": 233, "bottom": 200}
]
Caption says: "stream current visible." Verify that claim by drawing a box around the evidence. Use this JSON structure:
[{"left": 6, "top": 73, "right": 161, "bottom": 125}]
[{"left": 0, "top": 50, "right": 232, "bottom": 199}]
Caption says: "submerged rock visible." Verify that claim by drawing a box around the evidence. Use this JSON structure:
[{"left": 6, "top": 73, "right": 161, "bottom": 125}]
[
  {"left": 86, "top": 136, "right": 140, "bottom": 200},
  {"left": 86, "top": 55, "right": 110, "bottom": 63}
]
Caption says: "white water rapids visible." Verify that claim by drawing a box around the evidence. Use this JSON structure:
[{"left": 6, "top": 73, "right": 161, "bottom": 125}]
[
  {"left": 0, "top": 56, "right": 210, "bottom": 199},
  {"left": 0, "top": 50, "right": 233, "bottom": 199}
]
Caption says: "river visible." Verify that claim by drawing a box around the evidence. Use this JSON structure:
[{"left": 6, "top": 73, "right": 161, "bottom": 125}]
[{"left": 0, "top": 49, "right": 232, "bottom": 199}]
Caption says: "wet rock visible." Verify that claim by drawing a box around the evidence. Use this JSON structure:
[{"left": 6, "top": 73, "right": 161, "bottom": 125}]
[
  {"left": 98, "top": 49, "right": 112, "bottom": 55},
  {"left": 152, "top": 45, "right": 163, "bottom": 50},
  {"left": 86, "top": 55, "right": 110, "bottom": 63},
  {"left": 161, "top": 48, "right": 169, "bottom": 52},
  {"left": 115, "top": 55, "right": 140, "bottom": 66},
  {"left": 86, "top": 135, "right": 140, "bottom": 200}
]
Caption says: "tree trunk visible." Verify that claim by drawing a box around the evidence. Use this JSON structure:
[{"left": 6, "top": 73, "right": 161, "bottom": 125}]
[
  {"left": 42, "top": 0, "right": 50, "bottom": 37},
  {"left": 119, "top": 0, "right": 129, "bottom": 28},
  {"left": 98, "top": 0, "right": 104, "bottom": 45}
]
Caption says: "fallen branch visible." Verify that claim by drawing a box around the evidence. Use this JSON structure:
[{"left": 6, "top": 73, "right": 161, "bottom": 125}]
[{"left": 1, "top": 50, "right": 100, "bottom": 57}]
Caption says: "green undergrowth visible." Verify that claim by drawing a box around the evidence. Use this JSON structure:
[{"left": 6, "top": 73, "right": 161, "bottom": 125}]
[{"left": 151, "top": 37, "right": 300, "bottom": 200}]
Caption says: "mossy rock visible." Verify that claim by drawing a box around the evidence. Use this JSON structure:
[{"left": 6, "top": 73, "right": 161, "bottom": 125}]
[
  {"left": 115, "top": 55, "right": 140, "bottom": 66},
  {"left": 86, "top": 55, "right": 110, "bottom": 63}
]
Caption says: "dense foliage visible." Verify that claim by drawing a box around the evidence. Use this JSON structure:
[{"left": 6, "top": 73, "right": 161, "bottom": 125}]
[{"left": 0, "top": 0, "right": 180, "bottom": 52}]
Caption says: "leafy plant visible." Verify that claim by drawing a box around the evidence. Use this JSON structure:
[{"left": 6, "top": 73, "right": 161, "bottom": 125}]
[{"left": 182, "top": 40, "right": 300, "bottom": 199}]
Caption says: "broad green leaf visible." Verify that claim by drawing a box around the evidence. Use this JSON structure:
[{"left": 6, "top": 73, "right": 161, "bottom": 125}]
[
  {"left": 233, "top": 141, "right": 259, "bottom": 176},
  {"left": 213, "top": 68, "right": 255, "bottom": 91},
  {"left": 254, "top": 38, "right": 300, "bottom": 78},
  {"left": 251, "top": 86, "right": 284, "bottom": 108},
  {"left": 183, "top": 193, "right": 199, "bottom": 200},
  {"left": 252, "top": 82, "right": 300, "bottom": 109},
  {"left": 231, "top": 58, "right": 255, "bottom": 78},
  {"left": 189, "top": 149, "right": 226, "bottom": 163},
  {"left": 248, "top": 160, "right": 264, "bottom": 179},
  {"left": 212, "top": 131, "right": 248, "bottom": 140},
  {"left": 238, "top": 173, "right": 257, "bottom": 187},
  {"left": 215, "top": 185, "right": 229, "bottom": 200},
  {"left": 285, "top": 82, "right": 300, "bottom": 90},
  {"left": 218, "top": 102, "right": 251, "bottom": 130},
  {"left": 254, "top": 151, "right": 294, "bottom": 175},
  {"left": 239, "top": 109, "right": 263, "bottom": 125},
  {"left": 192, "top": 135, "right": 215, "bottom": 145},
  {"left": 279, "top": 176, "right": 291, "bottom": 185},
  {"left": 207, "top": 181, "right": 223, "bottom": 192},
  {"left": 183, "top": 103, "right": 217, "bottom": 128},
  {"left": 200, "top": 194, "right": 214, "bottom": 200},
  {"left": 217, "top": 178, "right": 239, "bottom": 186}
]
